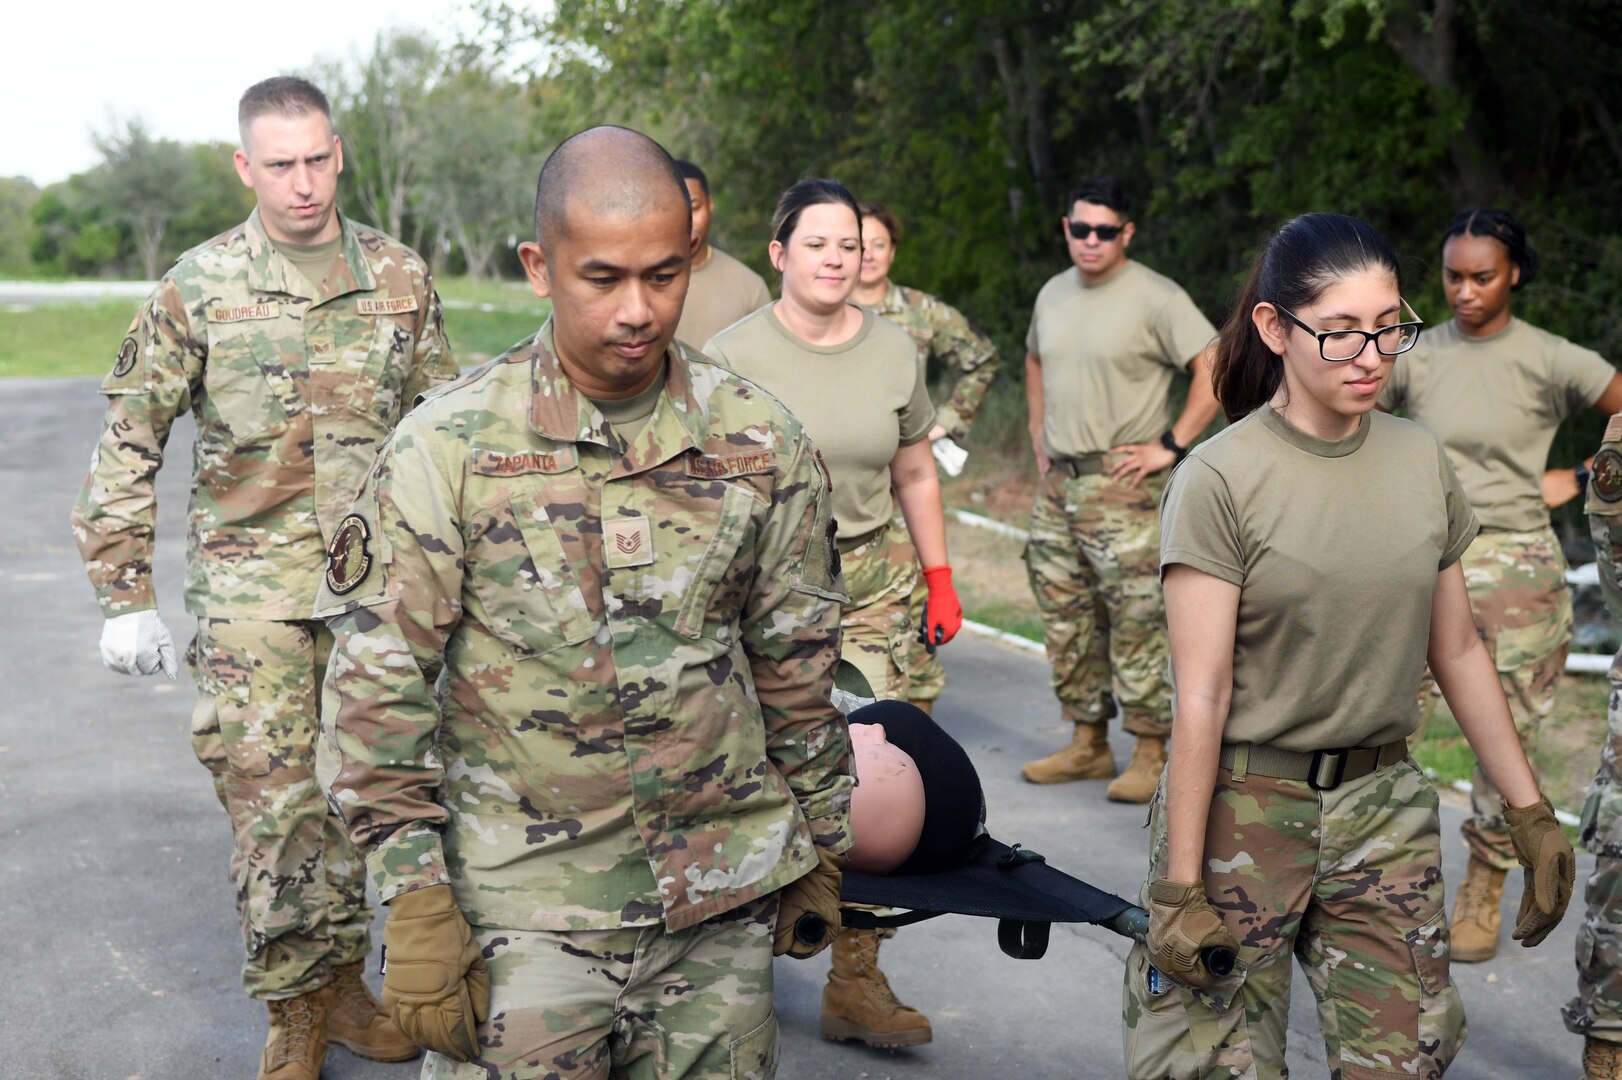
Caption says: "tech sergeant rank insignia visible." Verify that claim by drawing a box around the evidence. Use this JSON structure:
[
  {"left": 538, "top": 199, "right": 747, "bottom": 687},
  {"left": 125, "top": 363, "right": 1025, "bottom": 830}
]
[{"left": 326, "top": 514, "right": 374, "bottom": 595}]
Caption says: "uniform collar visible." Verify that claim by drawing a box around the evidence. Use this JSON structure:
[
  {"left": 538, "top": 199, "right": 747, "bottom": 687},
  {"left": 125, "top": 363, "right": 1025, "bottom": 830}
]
[
  {"left": 527, "top": 318, "right": 708, "bottom": 472},
  {"left": 243, "top": 208, "right": 376, "bottom": 302}
]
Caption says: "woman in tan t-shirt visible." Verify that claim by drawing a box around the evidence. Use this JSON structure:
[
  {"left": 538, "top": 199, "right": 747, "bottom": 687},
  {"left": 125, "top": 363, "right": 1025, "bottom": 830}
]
[
  {"left": 706, "top": 178, "right": 961, "bottom": 1050},
  {"left": 1382, "top": 209, "right": 1622, "bottom": 963},
  {"left": 1122, "top": 212, "right": 1573, "bottom": 1079}
]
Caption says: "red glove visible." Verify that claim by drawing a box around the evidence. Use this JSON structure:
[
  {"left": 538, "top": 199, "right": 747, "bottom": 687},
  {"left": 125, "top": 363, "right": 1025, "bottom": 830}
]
[{"left": 919, "top": 566, "right": 963, "bottom": 649}]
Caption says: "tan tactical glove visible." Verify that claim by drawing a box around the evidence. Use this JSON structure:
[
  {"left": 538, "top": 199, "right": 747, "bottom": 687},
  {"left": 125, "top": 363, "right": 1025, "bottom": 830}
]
[
  {"left": 382, "top": 884, "right": 490, "bottom": 1061},
  {"left": 1146, "top": 878, "right": 1240, "bottom": 990},
  {"left": 1505, "top": 797, "right": 1575, "bottom": 947},
  {"left": 774, "top": 847, "right": 843, "bottom": 959}
]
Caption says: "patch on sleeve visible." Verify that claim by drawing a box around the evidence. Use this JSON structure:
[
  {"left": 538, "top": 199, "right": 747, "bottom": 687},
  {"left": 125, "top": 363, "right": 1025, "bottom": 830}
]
[
  {"left": 325, "top": 514, "right": 375, "bottom": 595},
  {"left": 112, "top": 336, "right": 139, "bottom": 378},
  {"left": 1593, "top": 448, "right": 1622, "bottom": 505},
  {"left": 1606, "top": 413, "right": 1622, "bottom": 445}
]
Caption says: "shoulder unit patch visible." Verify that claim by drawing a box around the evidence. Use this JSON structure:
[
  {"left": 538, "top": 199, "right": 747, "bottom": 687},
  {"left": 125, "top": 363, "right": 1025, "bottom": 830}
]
[{"left": 325, "top": 514, "right": 374, "bottom": 595}]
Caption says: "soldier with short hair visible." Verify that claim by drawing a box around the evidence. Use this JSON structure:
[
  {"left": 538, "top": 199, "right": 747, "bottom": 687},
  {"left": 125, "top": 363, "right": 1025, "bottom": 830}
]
[
  {"left": 71, "top": 76, "right": 456, "bottom": 1078},
  {"left": 1021, "top": 175, "right": 1219, "bottom": 803},
  {"left": 673, "top": 159, "right": 771, "bottom": 348},
  {"left": 317, "top": 126, "right": 851, "bottom": 1078}
]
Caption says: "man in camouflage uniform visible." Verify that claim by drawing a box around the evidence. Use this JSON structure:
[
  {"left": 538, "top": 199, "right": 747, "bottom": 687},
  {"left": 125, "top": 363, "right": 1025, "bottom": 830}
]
[
  {"left": 1566, "top": 415, "right": 1622, "bottom": 1079},
  {"left": 71, "top": 76, "right": 454, "bottom": 1079},
  {"left": 317, "top": 126, "right": 852, "bottom": 1079},
  {"left": 854, "top": 200, "right": 1000, "bottom": 717},
  {"left": 1020, "top": 176, "right": 1218, "bottom": 803}
]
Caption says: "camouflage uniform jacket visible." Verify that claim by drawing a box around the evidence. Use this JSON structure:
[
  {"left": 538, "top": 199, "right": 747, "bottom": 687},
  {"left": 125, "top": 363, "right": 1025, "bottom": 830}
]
[
  {"left": 869, "top": 282, "right": 999, "bottom": 441},
  {"left": 71, "top": 209, "right": 456, "bottom": 620},
  {"left": 1582, "top": 412, "right": 1622, "bottom": 856},
  {"left": 316, "top": 321, "right": 853, "bottom": 933}
]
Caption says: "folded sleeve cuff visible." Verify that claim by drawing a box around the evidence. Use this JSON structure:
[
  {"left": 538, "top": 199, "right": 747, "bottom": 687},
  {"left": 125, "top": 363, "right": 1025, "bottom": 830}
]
[{"left": 364, "top": 826, "right": 451, "bottom": 904}]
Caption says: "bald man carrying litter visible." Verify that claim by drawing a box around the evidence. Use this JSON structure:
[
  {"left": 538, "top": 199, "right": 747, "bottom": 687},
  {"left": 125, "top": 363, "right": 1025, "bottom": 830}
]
[{"left": 315, "top": 125, "right": 852, "bottom": 1078}]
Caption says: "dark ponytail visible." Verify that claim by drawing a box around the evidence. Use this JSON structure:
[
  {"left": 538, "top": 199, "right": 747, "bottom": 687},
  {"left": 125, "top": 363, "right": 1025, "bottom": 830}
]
[
  {"left": 771, "top": 179, "right": 862, "bottom": 248},
  {"left": 1442, "top": 208, "right": 1539, "bottom": 289},
  {"left": 1214, "top": 213, "right": 1402, "bottom": 421}
]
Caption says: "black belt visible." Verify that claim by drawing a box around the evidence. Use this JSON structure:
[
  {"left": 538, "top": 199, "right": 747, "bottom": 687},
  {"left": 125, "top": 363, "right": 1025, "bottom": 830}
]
[
  {"left": 836, "top": 522, "right": 888, "bottom": 555},
  {"left": 1051, "top": 454, "right": 1106, "bottom": 478},
  {"left": 1218, "top": 740, "right": 1408, "bottom": 791}
]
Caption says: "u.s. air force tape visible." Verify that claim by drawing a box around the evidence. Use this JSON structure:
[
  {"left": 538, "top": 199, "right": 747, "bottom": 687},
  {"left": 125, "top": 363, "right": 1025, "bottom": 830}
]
[{"left": 325, "top": 514, "right": 374, "bottom": 595}]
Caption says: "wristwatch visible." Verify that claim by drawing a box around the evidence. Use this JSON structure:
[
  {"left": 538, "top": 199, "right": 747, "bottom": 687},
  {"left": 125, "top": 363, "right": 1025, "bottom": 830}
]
[
  {"left": 1577, "top": 462, "right": 1592, "bottom": 496},
  {"left": 1160, "top": 430, "right": 1188, "bottom": 464}
]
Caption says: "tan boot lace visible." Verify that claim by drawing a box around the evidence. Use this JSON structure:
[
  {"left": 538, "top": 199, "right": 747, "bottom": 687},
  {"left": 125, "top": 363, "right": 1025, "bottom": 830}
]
[
  {"left": 850, "top": 934, "right": 906, "bottom": 1013},
  {"left": 267, "top": 995, "right": 320, "bottom": 1068},
  {"left": 1455, "top": 864, "right": 1501, "bottom": 926},
  {"left": 334, "top": 966, "right": 384, "bottom": 1023}
]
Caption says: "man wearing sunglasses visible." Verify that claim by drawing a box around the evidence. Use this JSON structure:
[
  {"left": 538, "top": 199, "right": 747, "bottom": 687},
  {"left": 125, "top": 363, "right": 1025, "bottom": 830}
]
[{"left": 1021, "top": 176, "right": 1220, "bottom": 804}]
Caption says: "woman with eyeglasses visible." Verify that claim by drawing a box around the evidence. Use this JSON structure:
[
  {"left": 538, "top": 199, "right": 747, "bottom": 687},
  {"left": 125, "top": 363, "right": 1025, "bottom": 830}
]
[
  {"left": 851, "top": 200, "right": 1001, "bottom": 718},
  {"left": 1380, "top": 208, "right": 1622, "bottom": 966},
  {"left": 1122, "top": 212, "right": 1573, "bottom": 1078},
  {"left": 703, "top": 179, "right": 960, "bottom": 1049}
]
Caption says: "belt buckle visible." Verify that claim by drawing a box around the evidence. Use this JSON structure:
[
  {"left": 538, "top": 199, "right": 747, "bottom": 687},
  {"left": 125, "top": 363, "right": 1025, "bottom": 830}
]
[{"left": 1308, "top": 748, "right": 1349, "bottom": 791}]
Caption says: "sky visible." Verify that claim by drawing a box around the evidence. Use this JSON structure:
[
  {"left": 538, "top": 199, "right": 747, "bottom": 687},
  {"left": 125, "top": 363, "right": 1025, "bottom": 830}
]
[{"left": 2, "top": 1, "right": 500, "bottom": 187}]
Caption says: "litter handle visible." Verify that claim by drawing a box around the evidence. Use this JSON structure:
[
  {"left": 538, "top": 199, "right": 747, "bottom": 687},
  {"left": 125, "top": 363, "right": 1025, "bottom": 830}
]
[{"left": 1110, "top": 906, "right": 1235, "bottom": 978}]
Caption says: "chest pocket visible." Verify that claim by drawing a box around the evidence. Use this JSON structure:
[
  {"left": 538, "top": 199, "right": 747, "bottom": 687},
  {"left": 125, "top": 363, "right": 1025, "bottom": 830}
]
[
  {"left": 474, "top": 492, "right": 598, "bottom": 658},
  {"left": 312, "top": 308, "right": 413, "bottom": 424},
  {"left": 668, "top": 481, "right": 759, "bottom": 640},
  {"left": 203, "top": 321, "right": 299, "bottom": 444}
]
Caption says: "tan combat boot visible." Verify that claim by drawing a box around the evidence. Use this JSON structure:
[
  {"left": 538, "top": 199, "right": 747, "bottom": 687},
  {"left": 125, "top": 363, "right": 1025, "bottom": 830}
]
[
  {"left": 1106, "top": 735, "right": 1167, "bottom": 804},
  {"left": 1022, "top": 723, "right": 1114, "bottom": 784},
  {"left": 821, "top": 929, "right": 932, "bottom": 1047},
  {"left": 1449, "top": 856, "right": 1507, "bottom": 963},
  {"left": 328, "top": 960, "right": 419, "bottom": 1062},
  {"left": 1584, "top": 1037, "right": 1622, "bottom": 1079},
  {"left": 259, "top": 984, "right": 333, "bottom": 1080}
]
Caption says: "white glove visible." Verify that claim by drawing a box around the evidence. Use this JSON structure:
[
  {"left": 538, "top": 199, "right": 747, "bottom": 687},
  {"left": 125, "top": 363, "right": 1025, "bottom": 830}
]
[
  {"left": 99, "top": 611, "right": 178, "bottom": 679},
  {"left": 932, "top": 436, "right": 969, "bottom": 478}
]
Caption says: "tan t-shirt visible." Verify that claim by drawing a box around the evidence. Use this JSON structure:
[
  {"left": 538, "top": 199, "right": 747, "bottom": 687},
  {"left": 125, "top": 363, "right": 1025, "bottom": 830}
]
[
  {"left": 1025, "top": 260, "right": 1216, "bottom": 457},
  {"left": 269, "top": 234, "right": 343, "bottom": 291},
  {"left": 1380, "top": 317, "right": 1614, "bottom": 532},
  {"left": 705, "top": 304, "right": 934, "bottom": 538},
  {"left": 1160, "top": 408, "right": 1478, "bottom": 753},
  {"left": 677, "top": 246, "right": 773, "bottom": 350}
]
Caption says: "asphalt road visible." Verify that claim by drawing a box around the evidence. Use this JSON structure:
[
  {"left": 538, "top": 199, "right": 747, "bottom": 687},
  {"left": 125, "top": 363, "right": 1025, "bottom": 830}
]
[{"left": 0, "top": 377, "right": 1591, "bottom": 1078}]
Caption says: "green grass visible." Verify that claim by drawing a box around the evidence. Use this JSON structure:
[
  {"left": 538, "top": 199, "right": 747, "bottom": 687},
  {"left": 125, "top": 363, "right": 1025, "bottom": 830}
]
[
  {"left": 0, "top": 276, "right": 550, "bottom": 377},
  {"left": 0, "top": 298, "right": 145, "bottom": 377}
]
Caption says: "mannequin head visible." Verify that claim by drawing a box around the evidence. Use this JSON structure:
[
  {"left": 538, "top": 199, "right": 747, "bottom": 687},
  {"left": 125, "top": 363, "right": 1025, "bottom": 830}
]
[{"left": 847, "top": 723, "right": 927, "bottom": 872}]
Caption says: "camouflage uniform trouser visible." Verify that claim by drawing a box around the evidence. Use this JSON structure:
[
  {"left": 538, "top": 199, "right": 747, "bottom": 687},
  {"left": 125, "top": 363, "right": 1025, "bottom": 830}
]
[
  {"left": 1025, "top": 468, "right": 1171, "bottom": 736},
  {"left": 895, "top": 508, "right": 946, "bottom": 703},
  {"left": 1565, "top": 671, "right": 1622, "bottom": 1045},
  {"left": 187, "top": 617, "right": 370, "bottom": 1000},
  {"left": 840, "top": 523, "right": 918, "bottom": 703},
  {"left": 1122, "top": 759, "right": 1466, "bottom": 1079},
  {"left": 1451, "top": 528, "right": 1573, "bottom": 870},
  {"left": 423, "top": 896, "right": 778, "bottom": 1079}
]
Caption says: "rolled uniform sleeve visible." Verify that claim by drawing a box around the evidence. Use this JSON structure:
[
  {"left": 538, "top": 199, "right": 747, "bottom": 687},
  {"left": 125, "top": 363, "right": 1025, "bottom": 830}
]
[
  {"left": 402, "top": 273, "right": 459, "bottom": 405},
  {"left": 317, "top": 418, "right": 466, "bottom": 902},
  {"left": 927, "top": 302, "right": 999, "bottom": 441},
  {"left": 71, "top": 281, "right": 202, "bottom": 616},
  {"left": 741, "top": 433, "right": 853, "bottom": 853}
]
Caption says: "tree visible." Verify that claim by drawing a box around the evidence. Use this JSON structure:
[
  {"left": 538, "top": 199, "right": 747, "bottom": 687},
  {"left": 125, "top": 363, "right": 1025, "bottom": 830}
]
[
  {"left": 87, "top": 118, "right": 198, "bottom": 279},
  {"left": 313, "top": 29, "right": 442, "bottom": 245},
  {"left": 0, "top": 177, "right": 39, "bottom": 277},
  {"left": 416, "top": 70, "right": 541, "bottom": 279}
]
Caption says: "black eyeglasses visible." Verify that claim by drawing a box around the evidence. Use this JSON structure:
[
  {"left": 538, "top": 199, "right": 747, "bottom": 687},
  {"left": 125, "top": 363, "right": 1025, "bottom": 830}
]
[
  {"left": 1274, "top": 300, "right": 1424, "bottom": 361},
  {"left": 1067, "top": 221, "right": 1124, "bottom": 242}
]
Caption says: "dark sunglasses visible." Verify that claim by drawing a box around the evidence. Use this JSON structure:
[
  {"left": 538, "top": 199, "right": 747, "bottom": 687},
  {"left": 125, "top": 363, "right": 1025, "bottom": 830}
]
[{"left": 1067, "top": 221, "right": 1124, "bottom": 242}]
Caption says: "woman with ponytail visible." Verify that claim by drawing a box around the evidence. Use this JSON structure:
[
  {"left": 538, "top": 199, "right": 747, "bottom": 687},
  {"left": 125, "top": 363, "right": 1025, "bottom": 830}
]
[
  {"left": 1381, "top": 209, "right": 1622, "bottom": 965},
  {"left": 1122, "top": 213, "right": 1573, "bottom": 1079}
]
